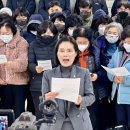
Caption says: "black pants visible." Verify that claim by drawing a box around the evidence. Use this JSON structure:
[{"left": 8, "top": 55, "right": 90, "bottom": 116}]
[
  {"left": 31, "top": 91, "right": 42, "bottom": 120},
  {"left": 0, "top": 84, "right": 26, "bottom": 118}
]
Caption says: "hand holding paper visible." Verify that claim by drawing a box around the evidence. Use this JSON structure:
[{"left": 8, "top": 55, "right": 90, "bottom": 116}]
[
  {"left": 101, "top": 65, "right": 130, "bottom": 76},
  {"left": 37, "top": 60, "right": 52, "bottom": 71},
  {"left": 0, "top": 55, "right": 7, "bottom": 64},
  {"left": 51, "top": 78, "right": 80, "bottom": 102}
]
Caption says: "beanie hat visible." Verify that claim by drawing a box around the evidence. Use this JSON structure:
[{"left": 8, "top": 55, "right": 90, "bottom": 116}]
[
  {"left": 93, "top": 9, "right": 106, "bottom": 21},
  {"left": 0, "top": 7, "right": 12, "bottom": 16},
  {"left": 27, "top": 14, "right": 44, "bottom": 26}
]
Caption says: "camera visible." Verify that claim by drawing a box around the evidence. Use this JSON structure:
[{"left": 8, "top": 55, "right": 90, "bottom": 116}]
[
  {"left": 8, "top": 99, "right": 58, "bottom": 130},
  {"left": 35, "top": 99, "right": 58, "bottom": 126}
]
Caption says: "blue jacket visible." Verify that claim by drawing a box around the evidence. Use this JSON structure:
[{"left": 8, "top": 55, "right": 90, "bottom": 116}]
[
  {"left": 6, "top": 0, "right": 36, "bottom": 15},
  {"left": 93, "top": 36, "right": 119, "bottom": 99},
  {"left": 38, "top": 0, "right": 71, "bottom": 20},
  {"left": 107, "top": 49, "right": 130, "bottom": 104}
]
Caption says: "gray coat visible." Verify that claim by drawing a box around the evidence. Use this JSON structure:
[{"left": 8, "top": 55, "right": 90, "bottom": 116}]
[{"left": 40, "top": 65, "right": 95, "bottom": 130}]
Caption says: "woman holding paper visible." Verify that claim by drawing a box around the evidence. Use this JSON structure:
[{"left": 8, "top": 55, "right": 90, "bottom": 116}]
[
  {"left": 93, "top": 22, "right": 123, "bottom": 130},
  {"left": 107, "top": 25, "right": 130, "bottom": 129},
  {"left": 41, "top": 36, "right": 95, "bottom": 130},
  {"left": 0, "top": 15, "right": 29, "bottom": 118},
  {"left": 28, "top": 20, "right": 58, "bottom": 119}
]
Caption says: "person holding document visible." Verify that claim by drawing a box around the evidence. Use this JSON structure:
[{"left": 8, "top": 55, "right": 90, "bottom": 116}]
[
  {"left": 41, "top": 36, "right": 95, "bottom": 130},
  {"left": 0, "top": 15, "right": 29, "bottom": 118},
  {"left": 28, "top": 20, "right": 58, "bottom": 119},
  {"left": 107, "top": 25, "right": 130, "bottom": 129}
]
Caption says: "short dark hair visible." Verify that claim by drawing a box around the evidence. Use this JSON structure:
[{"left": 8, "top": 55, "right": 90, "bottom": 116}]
[
  {"left": 0, "top": 17, "right": 17, "bottom": 35},
  {"left": 119, "top": 25, "right": 130, "bottom": 51},
  {"left": 117, "top": 1, "right": 128, "bottom": 9},
  {"left": 54, "top": 36, "right": 79, "bottom": 66},
  {"left": 13, "top": 7, "right": 30, "bottom": 22},
  {"left": 79, "top": 0, "right": 92, "bottom": 9},
  {"left": 73, "top": 27, "right": 93, "bottom": 53},
  {"left": 37, "top": 20, "right": 58, "bottom": 35},
  {"left": 64, "top": 14, "right": 83, "bottom": 34},
  {"left": 73, "top": 27, "right": 91, "bottom": 40},
  {"left": 48, "top": 1, "right": 61, "bottom": 10},
  {"left": 91, "top": 15, "right": 112, "bottom": 31}
]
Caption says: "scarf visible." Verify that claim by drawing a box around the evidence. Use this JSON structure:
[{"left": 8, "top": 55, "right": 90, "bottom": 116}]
[{"left": 79, "top": 49, "right": 90, "bottom": 68}]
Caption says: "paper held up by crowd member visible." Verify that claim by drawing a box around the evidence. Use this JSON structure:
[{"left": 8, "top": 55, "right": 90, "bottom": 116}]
[
  {"left": 101, "top": 65, "right": 130, "bottom": 76},
  {"left": 0, "top": 55, "right": 7, "bottom": 64},
  {"left": 51, "top": 78, "right": 80, "bottom": 102},
  {"left": 37, "top": 60, "right": 52, "bottom": 70}
]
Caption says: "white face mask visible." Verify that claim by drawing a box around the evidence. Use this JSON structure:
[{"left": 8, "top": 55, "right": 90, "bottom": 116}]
[
  {"left": 68, "top": 28, "right": 74, "bottom": 36},
  {"left": 105, "top": 34, "right": 119, "bottom": 43},
  {"left": 0, "top": 35, "right": 13, "bottom": 43},
  {"left": 30, "top": 31, "right": 37, "bottom": 35},
  {"left": 124, "top": 43, "right": 130, "bottom": 53},
  {"left": 78, "top": 44, "right": 88, "bottom": 52},
  {"left": 98, "top": 27, "right": 105, "bottom": 35}
]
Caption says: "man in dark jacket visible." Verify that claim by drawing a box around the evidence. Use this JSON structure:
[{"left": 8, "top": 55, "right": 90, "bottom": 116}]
[
  {"left": 6, "top": 0, "right": 36, "bottom": 16},
  {"left": 38, "top": 0, "right": 71, "bottom": 20},
  {"left": 74, "top": 0, "right": 108, "bottom": 15}
]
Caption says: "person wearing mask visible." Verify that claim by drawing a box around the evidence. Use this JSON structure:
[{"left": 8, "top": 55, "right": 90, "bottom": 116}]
[
  {"left": 107, "top": 25, "right": 130, "bottom": 129},
  {"left": 38, "top": 0, "right": 70, "bottom": 20},
  {"left": 40, "top": 36, "right": 95, "bottom": 130},
  {"left": 0, "top": 15, "right": 29, "bottom": 118},
  {"left": 74, "top": 0, "right": 108, "bottom": 15},
  {"left": 51, "top": 12, "right": 66, "bottom": 39},
  {"left": 13, "top": 7, "right": 30, "bottom": 35},
  {"left": 22, "top": 14, "right": 44, "bottom": 115},
  {"left": 73, "top": 27, "right": 98, "bottom": 130},
  {"left": 64, "top": 14, "right": 83, "bottom": 36},
  {"left": 93, "top": 22, "right": 123, "bottom": 130},
  {"left": 78, "top": 0, "right": 93, "bottom": 28},
  {"left": 28, "top": 20, "right": 58, "bottom": 120},
  {"left": 89, "top": 9, "right": 112, "bottom": 45},
  {"left": 112, "top": 1, "right": 129, "bottom": 27},
  {"left": 111, "top": 0, "right": 129, "bottom": 17},
  {"left": 23, "top": 14, "right": 44, "bottom": 45},
  {"left": 6, "top": 0, "right": 36, "bottom": 16}
]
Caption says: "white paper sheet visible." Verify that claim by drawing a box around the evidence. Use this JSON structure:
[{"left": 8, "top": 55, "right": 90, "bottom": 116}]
[
  {"left": 0, "top": 55, "right": 7, "bottom": 64},
  {"left": 37, "top": 60, "right": 52, "bottom": 70},
  {"left": 51, "top": 78, "right": 80, "bottom": 102},
  {"left": 101, "top": 65, "right": 130, "bottom": 76}
]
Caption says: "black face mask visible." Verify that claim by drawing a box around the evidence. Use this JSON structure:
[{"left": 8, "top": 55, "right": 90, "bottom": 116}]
[
  {"left": 55, "top": 24, "right": 65, "bottom": 33},
  {"left": 41, "top": 35, "right": 54, "bottom": 44},
  {"left": 118, "top": 11, "right": 128, "bottom": 19},
  {"left": 17, "top": 19, "right": 27, "bottom": 26},
  {"left": 80, "top": 11, "right": 91, "bottom": 20}
]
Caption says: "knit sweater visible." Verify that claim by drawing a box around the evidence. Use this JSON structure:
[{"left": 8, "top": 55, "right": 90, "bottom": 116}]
[{"left": 0, "top": 32, "right": 29, "bottom": 85}]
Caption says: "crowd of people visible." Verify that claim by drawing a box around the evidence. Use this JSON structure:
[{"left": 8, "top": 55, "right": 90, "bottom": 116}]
[{"left": 0, "top": 0, "right": 130, "bottom": 130}]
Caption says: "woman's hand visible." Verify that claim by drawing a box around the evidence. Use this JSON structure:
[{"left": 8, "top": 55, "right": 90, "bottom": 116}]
[
  {"left": 114, "top": 76, "right": 123, "bottom": 84},
  {"left": 45, "top": 92, "right": 59, "bottom": 100},
  {"left": 35, "top": 66, "right": 43, "bottom": 73},
  {"left": 90, "top": 73, "right": 98, "bottom": 81},
  {"left": 75, "top": 95, "right": 82, "bottom": 105}
]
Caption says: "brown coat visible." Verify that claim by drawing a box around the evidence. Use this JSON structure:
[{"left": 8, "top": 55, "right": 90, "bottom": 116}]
[{"left": 0, "top": 32, "right": 29, "bottom": 85}]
